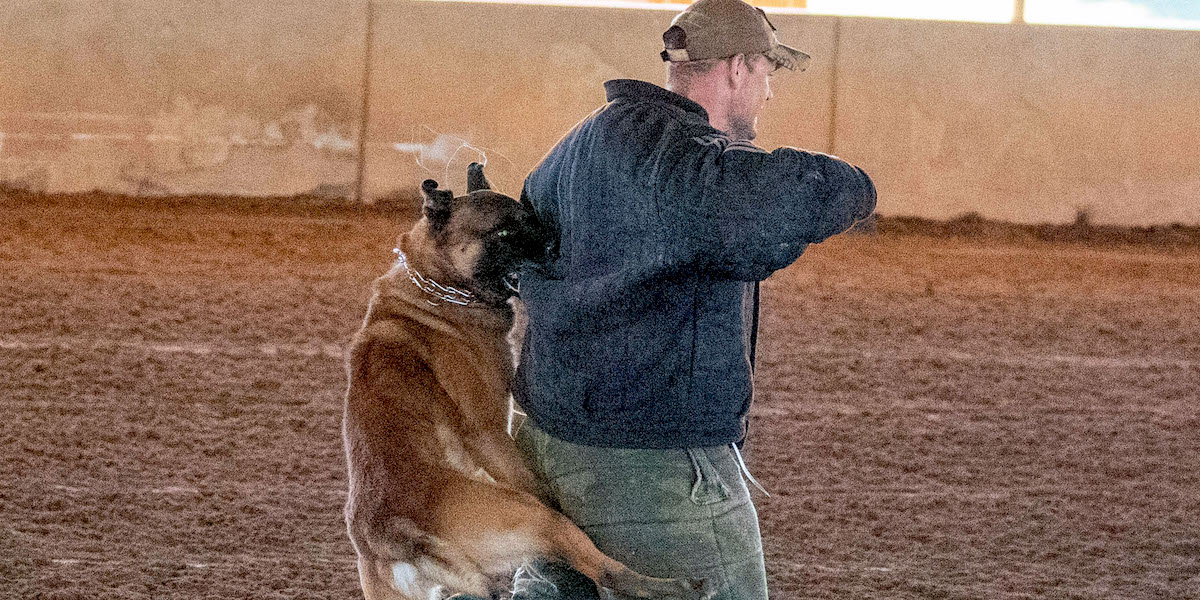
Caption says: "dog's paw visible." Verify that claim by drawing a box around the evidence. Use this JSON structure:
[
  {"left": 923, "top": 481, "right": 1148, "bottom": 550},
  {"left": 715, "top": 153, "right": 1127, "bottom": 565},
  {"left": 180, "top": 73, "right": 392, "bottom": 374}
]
[
  {"left": 632, "top": 575, "right": 716, "bottom": 600},
  {"left": 602, "top": 567, "right": 716, "bottom": 600}
]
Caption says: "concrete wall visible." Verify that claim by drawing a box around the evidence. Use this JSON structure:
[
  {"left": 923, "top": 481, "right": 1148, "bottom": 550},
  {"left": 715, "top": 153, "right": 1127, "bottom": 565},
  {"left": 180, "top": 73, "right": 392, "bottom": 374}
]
[
  {"left": 2, "top": 0, "right": 1198, "bottom": 224},
  {"left": 0, "top": 0, "right": 365, "bottom": 197},
  {"left": 835, "top": 18, "right": 1200, "bottom": 225},
  {"left": 366, "top": 2, "right": 837, "bottom": 197}
]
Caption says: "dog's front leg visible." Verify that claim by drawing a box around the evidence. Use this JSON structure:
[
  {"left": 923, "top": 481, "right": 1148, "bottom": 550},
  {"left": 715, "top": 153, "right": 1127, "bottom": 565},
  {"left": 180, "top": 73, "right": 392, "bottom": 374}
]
[{"left": 467, "top": 432, "right": 548, "bottom": 499}]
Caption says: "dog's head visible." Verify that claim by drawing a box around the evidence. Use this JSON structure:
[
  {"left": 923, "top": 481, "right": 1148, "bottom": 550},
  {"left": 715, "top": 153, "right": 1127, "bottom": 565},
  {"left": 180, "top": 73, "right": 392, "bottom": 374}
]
[{"left": 411, "top": 163, "right": 548, "bottom": 306}]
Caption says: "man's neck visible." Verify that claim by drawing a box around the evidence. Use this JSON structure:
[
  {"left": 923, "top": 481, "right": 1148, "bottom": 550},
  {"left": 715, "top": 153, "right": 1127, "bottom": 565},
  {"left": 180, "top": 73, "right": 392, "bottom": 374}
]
[{"left": 668, "top": 81, "right": 732, "bottom": 135}]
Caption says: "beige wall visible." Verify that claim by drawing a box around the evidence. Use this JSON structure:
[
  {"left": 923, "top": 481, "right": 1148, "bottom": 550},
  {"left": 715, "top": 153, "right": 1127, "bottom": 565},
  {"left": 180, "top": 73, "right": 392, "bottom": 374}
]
[
  {"left": 2, "top": 0, "right": 1198, "bottom": 224},
  {"left": 0, "top": 0, "right": 365, "bottom": 196},
  {"left": 835, "top": 18, "right": 1200, "bottom": 225},
  {"left": 366, "top": 2, "right": 836, "bottom": 198}
]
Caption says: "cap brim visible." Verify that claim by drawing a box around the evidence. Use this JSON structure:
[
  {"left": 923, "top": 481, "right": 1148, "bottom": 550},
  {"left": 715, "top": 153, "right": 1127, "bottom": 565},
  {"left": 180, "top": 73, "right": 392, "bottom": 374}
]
[{"left": 766, "top": 43, "right": 811, "bottom": 72}]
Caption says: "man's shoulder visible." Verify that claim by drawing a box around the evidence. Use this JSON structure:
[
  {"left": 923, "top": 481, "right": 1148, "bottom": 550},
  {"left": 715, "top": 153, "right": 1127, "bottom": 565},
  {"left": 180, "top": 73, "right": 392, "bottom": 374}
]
[
  {"left": 545, "top": 90, "right": 699, "bottom": 159},
  {"left": 525, "top": 80, "right": 714, "bottom": 187},
  {"left": 601, "top": 79, "right": 709, "bottom": 126}
]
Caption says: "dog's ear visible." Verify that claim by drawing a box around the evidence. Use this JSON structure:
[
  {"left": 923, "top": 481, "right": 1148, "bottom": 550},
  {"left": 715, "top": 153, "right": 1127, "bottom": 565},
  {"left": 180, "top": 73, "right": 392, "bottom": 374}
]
[
  {"left": 466, "top": 162, "right": 491, "bottom": 193},
  {"left": 421, "top": 179, "right": 453, "bottom": 229}
]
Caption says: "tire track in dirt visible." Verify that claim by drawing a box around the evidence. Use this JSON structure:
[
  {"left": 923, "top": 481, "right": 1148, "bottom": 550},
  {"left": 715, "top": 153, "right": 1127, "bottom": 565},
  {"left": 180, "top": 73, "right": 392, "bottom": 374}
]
[
  {"left": 776, "top": 560, "right": 897, "bottom": 574},
  {"left": 748, "top": 403, "right": 1193, "bottom": 418},
  {"left": 37, "top": 555, "right": 899, "bottom": 576},
  {"left": 766, "top": 344, "right": 1200, "bottom": 371},
  {"left": 44, "top": 483, "right": 346, "bottom": 499},
  {"left": 0, "top": 336, "right": 344, "bottom": 359},
  {"left": 3, "top": 335, "right": 1196, "bottom": 371},
  {"left": 929, "top": 245, "right": 1200, "bottom": 266},
  {"left": 29, "top": 482, "right": 1187, "bottom": 503},
  {"left": 37, "top": 554, "right": 356, "bottom": 568}
]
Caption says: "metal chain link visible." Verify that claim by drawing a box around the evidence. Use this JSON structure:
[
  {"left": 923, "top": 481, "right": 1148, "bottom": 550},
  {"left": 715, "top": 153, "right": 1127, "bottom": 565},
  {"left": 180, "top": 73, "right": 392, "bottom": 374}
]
[{"left": 393, "top": 248, "right": 477, "bottom": 307}]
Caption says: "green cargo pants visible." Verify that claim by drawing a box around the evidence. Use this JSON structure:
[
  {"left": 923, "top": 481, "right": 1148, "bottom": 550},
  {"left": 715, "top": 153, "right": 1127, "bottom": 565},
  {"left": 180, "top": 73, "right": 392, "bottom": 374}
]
[{"left": 507, "top": 420, "right": 769, "bottom": 600}]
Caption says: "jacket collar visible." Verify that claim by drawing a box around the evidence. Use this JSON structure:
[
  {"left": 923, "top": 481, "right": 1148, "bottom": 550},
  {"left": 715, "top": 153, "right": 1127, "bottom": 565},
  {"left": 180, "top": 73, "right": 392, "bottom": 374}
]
[{"left": 603, "top": 79, "right": 709, "bottom": 122}]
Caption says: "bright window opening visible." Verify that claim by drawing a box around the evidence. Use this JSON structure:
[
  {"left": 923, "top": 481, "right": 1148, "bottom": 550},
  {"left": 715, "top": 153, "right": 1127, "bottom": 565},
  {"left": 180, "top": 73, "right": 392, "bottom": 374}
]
[
  {"left": 415, "top": 0, "right": 1200, "bottom": 30},
  {"left": 1025, "top": 0, "right": 1200, "bottom": 30},
  {"left": 805, "top": 0, "right": 1014, "bottom": 22}
]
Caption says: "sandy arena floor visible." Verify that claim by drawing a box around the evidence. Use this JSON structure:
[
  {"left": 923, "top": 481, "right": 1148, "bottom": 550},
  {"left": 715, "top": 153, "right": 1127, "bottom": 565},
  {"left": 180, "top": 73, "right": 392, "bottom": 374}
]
[{"left": 2, "top": 194, "right": 1198, "bottom": 599}]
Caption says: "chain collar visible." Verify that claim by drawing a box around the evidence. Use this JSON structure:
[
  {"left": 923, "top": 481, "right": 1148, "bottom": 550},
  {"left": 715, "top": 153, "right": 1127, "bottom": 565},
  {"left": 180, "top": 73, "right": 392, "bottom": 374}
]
[{"left": 393, "top": 248, "right": 477, "bottom": 307}]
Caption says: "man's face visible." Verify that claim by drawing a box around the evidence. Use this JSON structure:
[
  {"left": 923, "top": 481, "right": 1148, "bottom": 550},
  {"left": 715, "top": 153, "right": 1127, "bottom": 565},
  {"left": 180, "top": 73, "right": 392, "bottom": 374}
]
[{"left": 727, "top": 53, "right": 774, "bottom": 141}]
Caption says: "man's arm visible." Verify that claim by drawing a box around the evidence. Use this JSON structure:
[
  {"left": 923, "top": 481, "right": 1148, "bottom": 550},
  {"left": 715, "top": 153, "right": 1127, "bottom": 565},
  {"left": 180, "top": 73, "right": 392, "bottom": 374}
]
[{"left": 657, "top": 132, "right": 877, "bottom": 281}]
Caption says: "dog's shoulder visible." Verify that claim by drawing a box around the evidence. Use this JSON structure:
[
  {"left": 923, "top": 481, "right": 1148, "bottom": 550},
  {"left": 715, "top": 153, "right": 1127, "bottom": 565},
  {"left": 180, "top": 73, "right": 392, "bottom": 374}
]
[{"left": 350, "top": 279, "right": 430, "bottom": 356}]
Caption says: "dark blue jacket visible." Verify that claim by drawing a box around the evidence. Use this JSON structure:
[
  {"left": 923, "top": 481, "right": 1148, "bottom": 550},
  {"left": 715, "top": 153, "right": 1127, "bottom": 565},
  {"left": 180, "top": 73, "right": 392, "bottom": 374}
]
[{"left": 515, "top": 79, "right": 876, "bottom": 449}]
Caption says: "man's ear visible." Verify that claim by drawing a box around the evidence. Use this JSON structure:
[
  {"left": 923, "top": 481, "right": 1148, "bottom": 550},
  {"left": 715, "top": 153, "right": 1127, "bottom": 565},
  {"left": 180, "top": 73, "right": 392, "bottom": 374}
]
[
  {"left": 421, "top": 179, "right": 453, "bottom": 230},
  {"left": 727, "top": 53, "right": 747, "bottom": 88}
]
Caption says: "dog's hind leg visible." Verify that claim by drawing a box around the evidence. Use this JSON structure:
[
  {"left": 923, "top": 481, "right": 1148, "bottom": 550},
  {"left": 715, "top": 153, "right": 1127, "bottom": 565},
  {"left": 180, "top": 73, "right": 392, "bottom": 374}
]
[
  {"left": 541, "top": 515, "right": 715, "bottom": 600},
  {"left": 358, "top": 555, "right": 471, "bottom": 600},
  {"left": 431, "top": 474, "right": 716, "bottom": 600},
  {"left": 357, "top": 556, "right": 407, "bottom": 600}
]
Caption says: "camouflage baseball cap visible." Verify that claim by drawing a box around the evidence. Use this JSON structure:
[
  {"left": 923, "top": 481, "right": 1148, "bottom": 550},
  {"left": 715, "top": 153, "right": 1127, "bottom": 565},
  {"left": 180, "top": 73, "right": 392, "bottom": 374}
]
[{"left": 660, "top": 0, "right": 810, "bottom": 72}]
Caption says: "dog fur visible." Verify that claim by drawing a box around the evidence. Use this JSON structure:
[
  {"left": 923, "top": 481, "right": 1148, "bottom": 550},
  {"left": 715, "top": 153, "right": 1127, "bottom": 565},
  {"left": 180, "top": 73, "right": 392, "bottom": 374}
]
[{"left": 342, "top": 164, "right": 714, "bottom": 600}]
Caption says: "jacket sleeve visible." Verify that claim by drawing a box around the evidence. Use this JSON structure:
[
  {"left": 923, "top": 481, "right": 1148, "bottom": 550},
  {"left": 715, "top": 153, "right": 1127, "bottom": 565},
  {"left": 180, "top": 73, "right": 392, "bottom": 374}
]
[{"left": 656, "top": 129, "right": 877, "bottom": 281}]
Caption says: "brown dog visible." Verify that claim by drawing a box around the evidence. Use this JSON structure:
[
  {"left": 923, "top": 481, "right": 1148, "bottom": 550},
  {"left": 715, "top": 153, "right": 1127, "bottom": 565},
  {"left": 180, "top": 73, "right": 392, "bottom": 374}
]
[{"left": 342, "top": 164, "right": 714, "bottom": 600}]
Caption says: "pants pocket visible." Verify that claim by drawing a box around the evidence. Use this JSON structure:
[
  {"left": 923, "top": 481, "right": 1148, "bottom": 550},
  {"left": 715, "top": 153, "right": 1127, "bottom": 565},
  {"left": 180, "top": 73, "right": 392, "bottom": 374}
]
[{"left": 686, "top": 448, "right": 731, "bottom": 506}]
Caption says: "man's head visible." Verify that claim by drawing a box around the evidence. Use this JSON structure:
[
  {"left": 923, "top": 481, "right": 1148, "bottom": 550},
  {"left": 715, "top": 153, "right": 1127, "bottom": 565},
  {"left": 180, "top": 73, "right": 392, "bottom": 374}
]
[{"left": 662, "top": 0, "right": 809, "bottom": 141}]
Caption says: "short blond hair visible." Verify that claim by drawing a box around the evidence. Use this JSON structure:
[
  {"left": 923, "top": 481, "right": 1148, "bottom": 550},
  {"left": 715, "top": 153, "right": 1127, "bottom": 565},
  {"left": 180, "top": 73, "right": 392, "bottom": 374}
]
[{"left": 666, "top": 53, "right": 768, "bottom": 95}]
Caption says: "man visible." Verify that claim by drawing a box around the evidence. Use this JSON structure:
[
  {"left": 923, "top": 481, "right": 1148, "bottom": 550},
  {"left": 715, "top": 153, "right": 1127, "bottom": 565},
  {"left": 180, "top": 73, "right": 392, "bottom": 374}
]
[{"left": 510, "top": 0, "right": 877, "bottom": 598}]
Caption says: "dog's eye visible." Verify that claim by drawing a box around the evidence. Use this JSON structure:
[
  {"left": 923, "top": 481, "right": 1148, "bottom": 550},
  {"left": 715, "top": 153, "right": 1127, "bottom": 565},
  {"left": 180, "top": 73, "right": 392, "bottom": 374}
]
[{"left": 495, "top": 229, "right": 511, "bottom": 238}]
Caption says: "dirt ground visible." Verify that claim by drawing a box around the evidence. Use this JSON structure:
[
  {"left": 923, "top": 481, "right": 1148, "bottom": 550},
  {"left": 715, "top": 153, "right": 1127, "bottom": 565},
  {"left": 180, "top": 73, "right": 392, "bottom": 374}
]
[{"left": 2, "top": 192, "right": 1198, "bottom": 600}]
